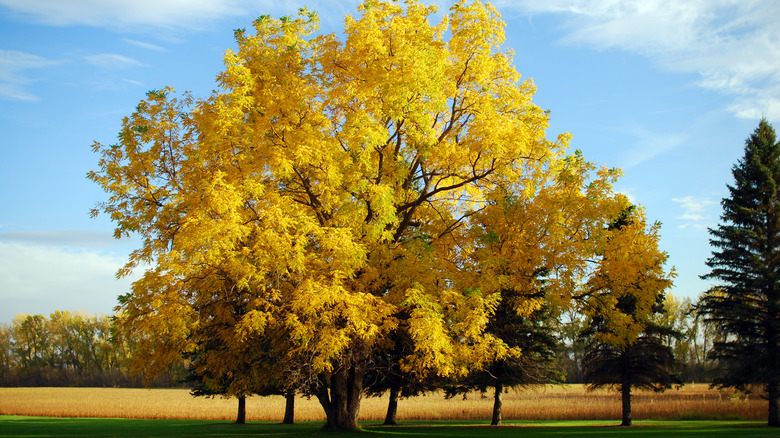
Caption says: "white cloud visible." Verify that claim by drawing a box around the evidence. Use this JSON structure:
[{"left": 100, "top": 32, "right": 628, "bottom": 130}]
[
  {"left": 673, "top": 195, "right": 718, "bottom": 229},
  {"left": 0, "top": 242, "right": 137, "bottom": 323},
  {"left": 0, "top": 83, "right": 37, "bottom": 101},
  {"left": 83, "top": 54, "right": 143, "bottom": 69},
  {"left": 123, "top": 78, "right": 145, "bottom": 87},
  {"left": 0, "top": 49, "right": 61, "bottom": 101},
  {"left": 498, "top": 0, "right": 780, "bottom": 121},
  {"left": 0, "top": 0, "right": 247, "bottom": 29},
  {"left": 0, "top": 230, "right": 132, "bottom": 248},
  {"left": 0, "top": 0, "right": 361, "bottom": 30},
  {"left": 122, "top": 38, "right": 166, "bottom": 52}
]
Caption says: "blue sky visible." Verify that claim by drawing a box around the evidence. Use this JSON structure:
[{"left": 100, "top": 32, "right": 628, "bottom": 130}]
[{"left": 1, "top": 0, "right": 778, "bottom": 323}]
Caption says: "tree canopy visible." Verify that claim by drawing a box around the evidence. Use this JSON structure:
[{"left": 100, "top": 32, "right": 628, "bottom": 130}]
[{"left": 88, "top": 0, "right": 664, "bottom": 429}]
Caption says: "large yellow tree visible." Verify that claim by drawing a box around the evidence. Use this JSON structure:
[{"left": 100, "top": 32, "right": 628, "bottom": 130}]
[{"left": 90, "top": 1, "right": 614, "bottom": 429}]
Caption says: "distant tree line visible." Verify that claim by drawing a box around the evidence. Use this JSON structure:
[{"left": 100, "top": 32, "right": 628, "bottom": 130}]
[{"left": 0, "top": 311, "right": 186, "bottom": 387}]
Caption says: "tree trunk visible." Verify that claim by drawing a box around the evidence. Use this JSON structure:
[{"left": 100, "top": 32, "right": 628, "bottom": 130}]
[
  {"left": 621, "top": 384, "right": 632, "bottom": 426},
  {"left": 491, "top": 382, "right": 503, "bottom": 426},
  {"left": 769, "top": 381, "right": 779, "bottom": 427},
  {"left": 315, "top": 360, "right": 366, "bottom": 430},
  {"left": 770, "top": 323, "right": 779, "bottom": 427},
  {"left": 236, "top": 395, "right": 246, "bottom": 424},
  {"left": 283, "top": 388, "right": 295, "bottom": 424},
  {"left": 384, "top": 384, "right": 400, "bottom": 425}
]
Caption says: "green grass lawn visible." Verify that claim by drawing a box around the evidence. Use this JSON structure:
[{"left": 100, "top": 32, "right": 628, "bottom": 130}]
[{"left": 0, "top": 416, "right": 776, "bottom": 437}]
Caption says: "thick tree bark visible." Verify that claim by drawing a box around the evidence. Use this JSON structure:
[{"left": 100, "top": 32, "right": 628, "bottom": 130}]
[
  {"left": 315, "top": 360, "right": 367, "bottom": 430},
  {"left": 283, "top": 388, "right": 295, "bottom": 424},
  {"left": 384, "top": 384, "right": 400, "bottom": 425},
  {"left": 621, "top": 384, "right": 632, "bottom": 426},
  {"left": 236, "top": 395, "right": 246, "bottom": 424},
  {"left": 491, "top": 382, "right": 503, "bottom": 426}
]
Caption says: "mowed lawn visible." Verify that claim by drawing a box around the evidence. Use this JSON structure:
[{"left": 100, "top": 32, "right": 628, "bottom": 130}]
[
  {"left": 0, "top": 417, "right": 775, "bottom": 437},
  {"left": 0, "top": 385, "right": 774, "bottom": 436}
]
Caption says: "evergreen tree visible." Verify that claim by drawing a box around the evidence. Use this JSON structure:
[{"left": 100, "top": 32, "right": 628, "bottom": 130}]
[
  {"left": 445, "top": 286, "right": 562, "bottom": 426},
  {"left": 582, "top": 295, "right": 681, "bottom": 426},
  {"left": 580, "top": 206, "right": 679, "bottom": 426},
  {"left": 700, "top": 118, "right": 780, "bottom": 427},
  {"left": 184, "top": 278, "right": 295, "bottom": 424},
  {"left": 364, "top": 318, "right": 436, "bottom": 426}
]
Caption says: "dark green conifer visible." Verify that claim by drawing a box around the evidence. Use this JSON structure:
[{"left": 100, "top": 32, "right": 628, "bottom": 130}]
[
  {"left": 582, "top": 294, "right": 681, "bottom": 426},
  {"left": 700, "top": 118, "right": 780, "bottom": 427}
]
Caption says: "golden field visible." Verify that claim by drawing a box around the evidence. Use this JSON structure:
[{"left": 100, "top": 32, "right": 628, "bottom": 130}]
[{"left": 0, "top": 385, "right": 766, "bottom": 422}]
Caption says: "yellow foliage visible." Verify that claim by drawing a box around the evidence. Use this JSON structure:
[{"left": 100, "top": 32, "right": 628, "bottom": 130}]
[
  {"left": 583, "top": 208, "right": 675, "bottom": 349},
  {"left": 87, "top": 1, "right": 669, "bottom": 412}
]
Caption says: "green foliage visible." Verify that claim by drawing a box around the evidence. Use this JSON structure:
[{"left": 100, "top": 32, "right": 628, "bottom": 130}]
[
  {"left": 582, "top": 320, "right": 681, "bottom": 392},
  {"left": 699, "top": 118, "right": 780, "bottom": 427},
  {"left": 444, "top": 294, "right": 563, "bottom": 425}
]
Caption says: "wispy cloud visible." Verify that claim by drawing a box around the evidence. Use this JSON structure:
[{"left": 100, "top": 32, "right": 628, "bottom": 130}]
[
  {"left": 0, "top": 49, "right": 60, "bottom": 101},
  {"left": 0, "top": 0, "right": 247, "bottom": 29},
  {"left": 0, "top": 230, "right": 133, "bottom": 248},
  {"left": 619, "top": 124, "right": 686, "bottom": 168},
  {"left": 83, "top": 54, "right": 143, "bottom": 69},
  {"left": 673, "top": 196, "right": 718, "bottom": 229},
  {"left": 499, "top": 0, "right": 780, "bottom": 121},
  {"left": 122, "top": 38, "right": 166, "bottom": 52},
  {"left": 0, "top": 0, "right": 360, "bottom": 31},
  {"left": 122, "top": 78, "right": 145, "bottom": 87}
]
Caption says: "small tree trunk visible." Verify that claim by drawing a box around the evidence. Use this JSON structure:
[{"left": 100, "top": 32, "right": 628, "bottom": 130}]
[
  {"left": 283, "top": 388, "right": 295, "bottom": 424},
  {"left": 491, "top": 382, "right": 503, "bottom": 426},
  {"left": 236, "top": 395, "right": 246, "bottom": 424},
  {"left": 384, "top": 385, "right": 400, "bottom": 425},
  {"left": 621, "top": 384, "right": 632, "bottom": 426}
]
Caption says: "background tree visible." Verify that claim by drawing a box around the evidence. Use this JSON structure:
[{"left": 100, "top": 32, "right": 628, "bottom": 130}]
[
  {"left": 699, "top": 118, "right": 780, "bottom": 427},
  {"left": 89, "top": 1, "right": 581, "bottom": 430},
  {"left": 580, "top": 207, "right": 678, "bottom": 426},
  {"left": 2, "top": 312, "right": 139, "bottom": 387},
  {"left": 555, "top": 308, "right": 588, "bottom": 383},
  {"left": 0, "top": 324, "right": 13, "bottom": 383},
  {"left": 656, "top": 294, "right": 718, "bottom": 383},
  {"left": 363, "top": 319, "right": 437, "bottom": 426},
  {"left": 684, "top": 295, "right": 719, "bottom": 382},
  {"left": 185, "top": 277, "right": 300, "bottom": 424},
  {"left": 11, "top": 314, "right": 53, "bottom": 383},
  {"left": 447, "top": 151, "right": 625, "bottom": 425},
  {"left": 445, "top": 295, "right": 561, "bottom": 426}
]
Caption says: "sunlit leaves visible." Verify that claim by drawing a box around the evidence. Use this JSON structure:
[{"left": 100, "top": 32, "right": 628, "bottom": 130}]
[
  {"left": 88, "top": 3, "right": 672, "bottom": 426},
  {"left": 583, "top": 208, "right": 675, "bottom": 349}
]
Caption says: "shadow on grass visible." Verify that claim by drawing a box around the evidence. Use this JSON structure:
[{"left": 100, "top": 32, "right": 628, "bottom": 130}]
[{"left": 0, "top": 416, "right": 774, "bottom": 437}]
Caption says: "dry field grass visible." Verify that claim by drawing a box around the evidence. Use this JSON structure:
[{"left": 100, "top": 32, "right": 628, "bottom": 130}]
[{"left": 0, "top": 384, "right": 766, "bottom": 422}]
